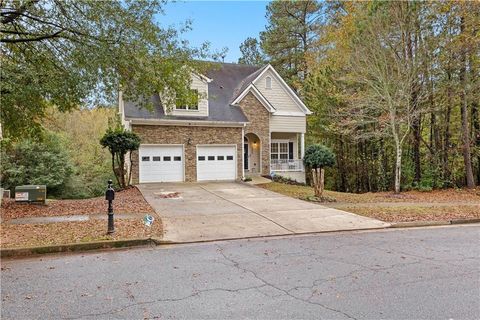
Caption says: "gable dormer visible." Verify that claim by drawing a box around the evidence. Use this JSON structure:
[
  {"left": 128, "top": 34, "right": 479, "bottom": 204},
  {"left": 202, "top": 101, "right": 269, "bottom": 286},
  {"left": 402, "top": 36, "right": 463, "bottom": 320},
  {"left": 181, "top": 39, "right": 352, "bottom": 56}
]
[
  {"left": 164, "top": 73, "right": 211, "bottom": 117},
  {"left": 253, "top": 66, "right": 310, "bottom": 115}
]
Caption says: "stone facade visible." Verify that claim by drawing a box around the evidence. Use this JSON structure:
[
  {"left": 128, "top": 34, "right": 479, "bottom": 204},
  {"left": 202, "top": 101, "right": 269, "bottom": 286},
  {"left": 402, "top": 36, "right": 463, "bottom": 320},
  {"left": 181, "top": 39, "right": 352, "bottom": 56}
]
[
  {"left": 239, "top": 92, "right": 271, "bottom": 175},
  {"left": 131, "top": 125, "right": 243, "bottom": 183}
]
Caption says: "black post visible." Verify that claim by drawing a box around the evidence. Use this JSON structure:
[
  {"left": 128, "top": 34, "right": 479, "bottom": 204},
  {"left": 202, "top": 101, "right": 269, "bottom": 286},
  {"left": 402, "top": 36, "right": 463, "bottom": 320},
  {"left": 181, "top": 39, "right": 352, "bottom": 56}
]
[{"left": 105, "top": 179, "right": 115, "bottom": 234}]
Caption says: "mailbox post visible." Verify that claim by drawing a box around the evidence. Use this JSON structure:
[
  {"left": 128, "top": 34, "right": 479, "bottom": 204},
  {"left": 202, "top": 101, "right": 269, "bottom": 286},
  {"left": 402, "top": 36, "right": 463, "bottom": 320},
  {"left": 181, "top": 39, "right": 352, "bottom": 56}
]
[{"left": 105, "top": 179, "right": 115, "bottom": 234}]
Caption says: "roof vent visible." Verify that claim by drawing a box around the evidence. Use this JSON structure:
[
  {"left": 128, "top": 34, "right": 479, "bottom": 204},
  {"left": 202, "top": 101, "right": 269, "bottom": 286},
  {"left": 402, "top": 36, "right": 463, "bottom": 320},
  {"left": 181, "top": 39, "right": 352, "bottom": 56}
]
[{"left": 220, "top": 85, "right": 224, "bottom": 89}]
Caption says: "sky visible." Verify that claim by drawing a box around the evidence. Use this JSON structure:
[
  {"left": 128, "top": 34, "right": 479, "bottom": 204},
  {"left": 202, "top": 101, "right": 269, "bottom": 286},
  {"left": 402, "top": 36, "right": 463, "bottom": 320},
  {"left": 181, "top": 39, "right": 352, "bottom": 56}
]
[{"left": 158, "top": 1, "right": 269, "bottom": 63}]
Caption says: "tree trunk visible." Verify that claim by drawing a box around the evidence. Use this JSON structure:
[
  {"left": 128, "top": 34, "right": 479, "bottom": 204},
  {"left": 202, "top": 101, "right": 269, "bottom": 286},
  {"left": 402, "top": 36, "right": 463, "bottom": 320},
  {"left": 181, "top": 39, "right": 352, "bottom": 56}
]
[
  {"left": 412, "top": 117, "right": 421, "bottom": 184},
  {"left": 460, "top": 91, "right": 475, "bottom": 188},
  {"left": 319, "top": 168, "right": 324, "bottom": 196},
  {"left": 394, "top": 143, "right": 402, "bottom": 194},
  {"left": 127, "top": 151, "right": 133, "bottom": 186},
  {"left": 111, "top": 152, "right": 121, "bottom": 187},
  {"left": 120, "top": 156, "right": 126, "bottom": 188},
  {"left": 311, "top": 168, "right": 324, "bottom": 197},
  {"left": 443, "top": 71, "right": 452, "bottom": 184},
  {"left": 472, "top": 100, "right": 480, "bottom": 185},
  {"left": 459, "top": 17, "right": 475, "bottom": 188}
]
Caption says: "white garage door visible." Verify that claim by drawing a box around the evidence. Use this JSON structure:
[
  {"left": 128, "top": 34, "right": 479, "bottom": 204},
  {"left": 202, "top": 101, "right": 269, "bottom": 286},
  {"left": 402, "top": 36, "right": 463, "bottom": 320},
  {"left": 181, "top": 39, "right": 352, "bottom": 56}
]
[
  {"left": 139, "top": 145, "right": 184, "bottom": 183},
  {"left": 197, "top": 145, "right": 236, "bottom": 181}
]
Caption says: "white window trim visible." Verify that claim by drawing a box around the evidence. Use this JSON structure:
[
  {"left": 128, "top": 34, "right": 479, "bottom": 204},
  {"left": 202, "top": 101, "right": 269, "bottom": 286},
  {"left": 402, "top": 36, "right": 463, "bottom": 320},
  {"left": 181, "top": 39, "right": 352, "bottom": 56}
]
[{"left": 270, "top": 140, "right": 289, "bottom": 161}]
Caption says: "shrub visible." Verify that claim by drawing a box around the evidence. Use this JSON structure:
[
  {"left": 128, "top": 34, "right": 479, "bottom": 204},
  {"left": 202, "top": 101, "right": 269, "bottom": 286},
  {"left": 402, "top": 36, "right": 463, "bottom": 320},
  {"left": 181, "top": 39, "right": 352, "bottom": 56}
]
[{"left": 303, "top": 144, "right": 336, "bottom": 169}]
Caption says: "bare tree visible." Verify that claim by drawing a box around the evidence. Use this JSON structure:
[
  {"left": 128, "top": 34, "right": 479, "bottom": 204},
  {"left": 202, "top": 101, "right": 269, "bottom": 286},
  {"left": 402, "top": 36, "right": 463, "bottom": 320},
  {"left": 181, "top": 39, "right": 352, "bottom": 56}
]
[{"left": 339, "top": 3, "right": 425, "bottom": 193}]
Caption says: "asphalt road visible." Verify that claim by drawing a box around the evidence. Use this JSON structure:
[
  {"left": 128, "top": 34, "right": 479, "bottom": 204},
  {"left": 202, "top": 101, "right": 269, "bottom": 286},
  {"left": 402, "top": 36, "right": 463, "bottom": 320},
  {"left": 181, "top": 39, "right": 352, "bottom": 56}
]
[{"left": 1, "top": 225, "right": 479, "bottom": 320}]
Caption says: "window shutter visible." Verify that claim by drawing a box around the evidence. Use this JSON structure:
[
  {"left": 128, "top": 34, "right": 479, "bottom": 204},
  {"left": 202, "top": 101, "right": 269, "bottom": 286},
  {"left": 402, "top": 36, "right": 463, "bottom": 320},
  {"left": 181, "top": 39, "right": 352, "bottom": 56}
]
[{"left": 288, "top": 142, "right": 294, "bottom": 160}]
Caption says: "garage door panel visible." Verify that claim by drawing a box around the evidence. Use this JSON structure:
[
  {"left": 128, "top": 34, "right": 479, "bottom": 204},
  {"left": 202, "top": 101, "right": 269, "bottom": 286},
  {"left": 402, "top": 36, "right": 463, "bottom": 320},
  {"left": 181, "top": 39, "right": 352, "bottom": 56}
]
[
  {"left": 197, "top": 146, "right": 236, "bottom": 181},
  {"left": 139, "top": 145, "right": 184, "bottom": 183}
]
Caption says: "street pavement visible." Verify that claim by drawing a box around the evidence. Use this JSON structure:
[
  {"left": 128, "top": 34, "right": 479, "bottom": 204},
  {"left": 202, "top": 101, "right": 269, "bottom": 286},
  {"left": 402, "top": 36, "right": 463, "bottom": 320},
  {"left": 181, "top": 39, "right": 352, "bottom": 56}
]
[{"left": 1, "top": 225, "right": 479, "bottom": 319}]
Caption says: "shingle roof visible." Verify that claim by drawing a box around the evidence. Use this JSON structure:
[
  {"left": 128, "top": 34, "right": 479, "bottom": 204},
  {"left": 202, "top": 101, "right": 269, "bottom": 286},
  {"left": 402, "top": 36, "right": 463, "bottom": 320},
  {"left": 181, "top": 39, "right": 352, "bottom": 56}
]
[{"left": 123, "top": 62, "right": 264, "bottom": 123}]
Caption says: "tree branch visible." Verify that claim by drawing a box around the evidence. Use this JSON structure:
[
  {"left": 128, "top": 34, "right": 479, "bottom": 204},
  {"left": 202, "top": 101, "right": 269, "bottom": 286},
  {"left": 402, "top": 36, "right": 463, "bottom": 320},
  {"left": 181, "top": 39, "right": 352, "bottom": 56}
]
[
  {"left": 1, "top": 0, "right": 39, "bottom": 24},
  {"left": 1, "top": 30, "right": 63, "bottom": 43}
]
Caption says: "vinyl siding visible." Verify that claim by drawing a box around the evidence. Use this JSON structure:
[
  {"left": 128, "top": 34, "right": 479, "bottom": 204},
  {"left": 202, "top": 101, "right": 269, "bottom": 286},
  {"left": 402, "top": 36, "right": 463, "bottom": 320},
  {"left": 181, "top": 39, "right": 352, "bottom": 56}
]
[
  {"left": 270, "top": 115, "right": 306, "bottom": 133},
  {"left": 254, "top": 69, "right": 302, "bottom": 113}
]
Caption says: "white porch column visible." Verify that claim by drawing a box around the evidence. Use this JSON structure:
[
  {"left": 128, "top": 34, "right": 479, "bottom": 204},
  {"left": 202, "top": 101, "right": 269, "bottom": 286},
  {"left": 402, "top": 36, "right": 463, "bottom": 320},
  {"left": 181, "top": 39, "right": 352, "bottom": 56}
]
[
  {"left": 300, "top": 133, "right": 305, "bottom": 159},
  {"left": 241, "top": 126, "right": 245, "bottom": 179}
]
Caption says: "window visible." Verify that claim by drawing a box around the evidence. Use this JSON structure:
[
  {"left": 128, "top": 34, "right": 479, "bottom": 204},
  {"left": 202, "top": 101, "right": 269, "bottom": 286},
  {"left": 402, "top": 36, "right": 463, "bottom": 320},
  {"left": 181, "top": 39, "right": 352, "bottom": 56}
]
[
  {"left": 208, "top": 156, "right": 215, "bottom": 161},
  {"left": 142, "top": 156, "right": 150, "bottom": 161},
  {"left": 198, "top": 156, "right": 206, "bottom": 161},
  {"left": 175, "top": 89, "right": 199, "bottom": 110},
  {"left": 163, "top": 156, "right": 171, "bottom": 161},
  {"left": 152, "top": 156, "right": 161, "bottom": 161},
  {"left": 265, "top": 76, "right": 272, "bottom": 89},
  {"left": 217, "top": 156, "right": 224, "bottom": 161},
  {"left": 271, "top": 142, "right": 289, "bottom": 161},
  {"left": 174, "top": 156, "right": 181, "bottom": 161},
  {"left": 226, "top": 156, "right": 234, "bottom": 160}
]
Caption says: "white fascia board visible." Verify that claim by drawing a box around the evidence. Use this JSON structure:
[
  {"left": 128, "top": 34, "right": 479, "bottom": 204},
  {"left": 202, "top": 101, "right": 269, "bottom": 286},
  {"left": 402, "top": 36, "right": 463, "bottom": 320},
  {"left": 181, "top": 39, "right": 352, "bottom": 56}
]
[
  {"left": 231, "top": 84, "right": 276, "bottom": 113},
  {"left": 272, "top": 111, "right": 306, "bottom": 117},
  {"left": 192, "top": 72, "right": 213, "bottom": 83},
  {"left": 128, "top": 118, "right": 247, "bottom": 127},
  {"left": 251, "top": 64, "right": 312, "bottom": 115}
]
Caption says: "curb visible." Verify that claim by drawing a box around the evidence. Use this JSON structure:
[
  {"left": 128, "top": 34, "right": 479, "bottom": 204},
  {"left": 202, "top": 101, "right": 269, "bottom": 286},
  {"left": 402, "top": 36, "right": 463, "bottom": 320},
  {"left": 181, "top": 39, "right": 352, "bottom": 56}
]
[
  {"left": 390, "top": 218, "right": 480, "bottom": 228},
  {"left": 1, "top": 238, "right": 153, "bottom": 258},
  {"left": 3, "top": 219, "right": 479, "bottom": 258}
]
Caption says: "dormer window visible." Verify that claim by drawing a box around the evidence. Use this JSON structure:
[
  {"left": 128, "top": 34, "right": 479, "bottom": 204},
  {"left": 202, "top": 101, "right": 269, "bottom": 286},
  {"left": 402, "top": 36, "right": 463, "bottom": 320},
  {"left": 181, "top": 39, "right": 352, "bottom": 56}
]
[
  {"left": 175, "top": 89, "right": 199, "bottom": 110},
  {"left": 265, "top": 76, "right": 272, "bottom": 89}
]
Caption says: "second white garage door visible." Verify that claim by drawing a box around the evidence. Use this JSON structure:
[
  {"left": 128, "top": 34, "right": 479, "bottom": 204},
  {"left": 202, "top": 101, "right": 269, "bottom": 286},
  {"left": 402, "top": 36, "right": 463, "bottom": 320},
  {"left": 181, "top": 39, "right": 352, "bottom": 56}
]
[
  {"left": 139, "top": 145, "right": 184, "bottom": 183},
  {"left": 197, "top": 145, "right": 236, "bottom": 181}
]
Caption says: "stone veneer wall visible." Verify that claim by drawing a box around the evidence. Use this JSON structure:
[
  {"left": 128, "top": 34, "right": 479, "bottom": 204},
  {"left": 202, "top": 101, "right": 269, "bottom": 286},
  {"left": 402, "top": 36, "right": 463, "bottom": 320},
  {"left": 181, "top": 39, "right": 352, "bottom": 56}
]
[
  {"left": 239, "top": 92, "right": 270, "bottom": 175},
  {"left": 131, "top": 125, "right": 243, "bottom": 183}
]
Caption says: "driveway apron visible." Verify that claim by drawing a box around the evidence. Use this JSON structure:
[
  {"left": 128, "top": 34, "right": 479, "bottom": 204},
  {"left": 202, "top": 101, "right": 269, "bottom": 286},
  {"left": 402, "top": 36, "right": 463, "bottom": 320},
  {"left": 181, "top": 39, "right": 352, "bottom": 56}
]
[{"left": 137, "top": 182, "right": 389, "bottom": 242}]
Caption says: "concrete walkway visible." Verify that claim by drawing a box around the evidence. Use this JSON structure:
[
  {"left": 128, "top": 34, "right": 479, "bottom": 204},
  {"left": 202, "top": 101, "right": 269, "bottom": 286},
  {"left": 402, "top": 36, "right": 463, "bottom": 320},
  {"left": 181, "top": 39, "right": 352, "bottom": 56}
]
[
  {"left": 138, "top": 182, "right": 389, "bottom": 242},
  {"left": 6, "top": 213, "right": 140, "bottom": 225}
]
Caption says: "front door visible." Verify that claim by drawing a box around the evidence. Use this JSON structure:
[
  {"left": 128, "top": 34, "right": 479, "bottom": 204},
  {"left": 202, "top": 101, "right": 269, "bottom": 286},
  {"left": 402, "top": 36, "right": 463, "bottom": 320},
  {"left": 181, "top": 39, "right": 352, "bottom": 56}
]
[{"left": 244, "top": 143, "right": 249, "bottom": 170}]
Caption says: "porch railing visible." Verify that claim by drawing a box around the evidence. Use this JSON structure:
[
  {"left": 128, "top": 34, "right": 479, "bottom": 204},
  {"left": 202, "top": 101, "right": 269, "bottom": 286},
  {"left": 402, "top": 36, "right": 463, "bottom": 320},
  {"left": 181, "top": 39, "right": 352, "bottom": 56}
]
[{"left": 270, "top": 159, "right": 304, "bottom": 172}]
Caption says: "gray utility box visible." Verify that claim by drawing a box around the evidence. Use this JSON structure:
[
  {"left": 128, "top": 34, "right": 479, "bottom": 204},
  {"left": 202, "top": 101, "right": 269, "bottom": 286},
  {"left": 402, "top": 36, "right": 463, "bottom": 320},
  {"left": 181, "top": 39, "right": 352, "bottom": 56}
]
[{"left": 15, "top": 185, "right": 47, "bottom": 204}]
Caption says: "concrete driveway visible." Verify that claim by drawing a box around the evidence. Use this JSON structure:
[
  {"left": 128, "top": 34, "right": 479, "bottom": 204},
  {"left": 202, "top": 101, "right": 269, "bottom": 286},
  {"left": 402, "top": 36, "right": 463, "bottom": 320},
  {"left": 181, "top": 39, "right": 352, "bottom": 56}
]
[{"left": 138, "top": 182, "right": 389, "bottom": 242}]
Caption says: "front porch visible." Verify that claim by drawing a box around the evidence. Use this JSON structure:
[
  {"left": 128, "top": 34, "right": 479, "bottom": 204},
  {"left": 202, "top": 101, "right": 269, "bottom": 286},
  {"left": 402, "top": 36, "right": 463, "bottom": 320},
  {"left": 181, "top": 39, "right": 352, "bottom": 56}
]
[{"left": 243, "top": 131, "right": 305, "bottom": 183}]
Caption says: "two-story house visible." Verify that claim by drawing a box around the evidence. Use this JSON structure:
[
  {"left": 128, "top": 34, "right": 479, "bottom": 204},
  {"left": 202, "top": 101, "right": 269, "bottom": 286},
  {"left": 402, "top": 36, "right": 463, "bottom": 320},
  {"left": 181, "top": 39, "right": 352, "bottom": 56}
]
[{"left": 119, "top": 62, "right": 311, "bottom": 184}]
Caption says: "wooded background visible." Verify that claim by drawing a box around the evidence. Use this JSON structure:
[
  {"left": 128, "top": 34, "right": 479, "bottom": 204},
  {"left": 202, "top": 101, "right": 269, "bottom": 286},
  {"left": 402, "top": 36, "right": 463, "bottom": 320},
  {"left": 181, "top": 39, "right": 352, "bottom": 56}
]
[{"left": 239, "top": 0, "right": 479, "bottom": 192}]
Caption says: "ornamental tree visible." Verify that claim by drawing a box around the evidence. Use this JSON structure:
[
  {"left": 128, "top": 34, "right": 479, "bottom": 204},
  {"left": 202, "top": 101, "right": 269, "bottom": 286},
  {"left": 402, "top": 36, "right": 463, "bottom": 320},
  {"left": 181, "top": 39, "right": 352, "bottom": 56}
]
[
  {"left": 100, "top": 128, "right": 141, "bottom": 188},
  {"left": 303, "top": 144, "right": 336, "bottom": 197}
]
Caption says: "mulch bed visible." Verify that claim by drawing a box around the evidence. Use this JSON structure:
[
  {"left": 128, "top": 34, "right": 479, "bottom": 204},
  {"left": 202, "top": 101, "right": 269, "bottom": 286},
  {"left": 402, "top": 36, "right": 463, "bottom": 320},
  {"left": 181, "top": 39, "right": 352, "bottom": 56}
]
[
  {"left": 1, "top": 187, "right": 154, "bottom": 221},
  {"left": 1, "top": 219, "right": 162, "bottom": 248},
  {"left": 345, "top": 205, "right": 480, "bottom": 223},
  {"left": 1, "top": 187, "right": 162, "bottom": 249}
]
